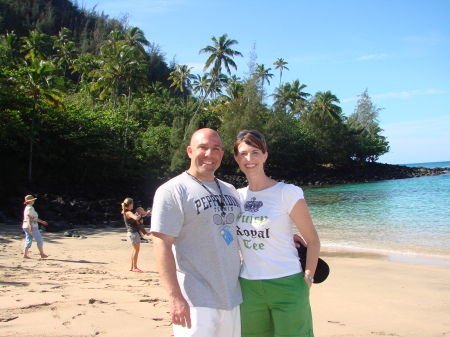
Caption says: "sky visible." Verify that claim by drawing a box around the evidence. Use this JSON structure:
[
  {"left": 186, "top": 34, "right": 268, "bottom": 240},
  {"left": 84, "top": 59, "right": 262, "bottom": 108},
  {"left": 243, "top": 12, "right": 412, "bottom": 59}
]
[{"left": 78, "top": 0, "right": 450, "bottom": 165}]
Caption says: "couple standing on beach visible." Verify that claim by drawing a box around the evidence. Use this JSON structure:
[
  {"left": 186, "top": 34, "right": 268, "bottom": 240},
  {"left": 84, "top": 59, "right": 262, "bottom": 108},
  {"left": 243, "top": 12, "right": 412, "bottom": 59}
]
[{"left": 151, "top": 128, "right": 321, "bottom": 337}]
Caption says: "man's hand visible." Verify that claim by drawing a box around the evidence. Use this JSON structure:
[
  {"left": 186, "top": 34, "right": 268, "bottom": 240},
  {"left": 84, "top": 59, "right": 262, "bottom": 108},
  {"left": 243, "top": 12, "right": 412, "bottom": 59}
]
[
  {"left": 170, "top": 295, "right": 191, "bottom": 328},
  {"left": 293, "top": 233, "right": 307, "bottom": 248}
]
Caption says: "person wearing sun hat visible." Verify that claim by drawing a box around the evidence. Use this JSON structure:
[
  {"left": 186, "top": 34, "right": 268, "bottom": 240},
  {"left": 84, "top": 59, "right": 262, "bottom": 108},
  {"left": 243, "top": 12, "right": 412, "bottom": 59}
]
[{"left": 22, "top": 195, "right": 49, "bottom": 259}]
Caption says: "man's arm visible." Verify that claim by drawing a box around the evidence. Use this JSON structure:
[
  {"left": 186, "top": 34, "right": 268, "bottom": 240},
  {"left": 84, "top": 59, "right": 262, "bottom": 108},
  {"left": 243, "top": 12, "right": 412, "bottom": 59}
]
[{"left": 152, "top": 232, "right": 192, "bottom": 329}]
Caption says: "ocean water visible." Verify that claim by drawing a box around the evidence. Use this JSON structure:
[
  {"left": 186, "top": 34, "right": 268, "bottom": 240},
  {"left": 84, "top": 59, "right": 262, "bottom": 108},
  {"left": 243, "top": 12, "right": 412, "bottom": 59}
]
[{"left": 303, "top": 161, "right": 450, "bottom": 262}]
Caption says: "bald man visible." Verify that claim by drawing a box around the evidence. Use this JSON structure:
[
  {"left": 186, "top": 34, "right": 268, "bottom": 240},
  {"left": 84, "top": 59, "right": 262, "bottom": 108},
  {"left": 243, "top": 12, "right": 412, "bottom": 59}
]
[{"left": 151, "top": 128, "right": 242, "bottom": 337}]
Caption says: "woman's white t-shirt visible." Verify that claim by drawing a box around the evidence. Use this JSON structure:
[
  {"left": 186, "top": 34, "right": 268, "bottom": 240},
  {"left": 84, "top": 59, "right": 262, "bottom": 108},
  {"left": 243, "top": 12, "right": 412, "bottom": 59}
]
[
  {"left": 23, "top": 205, "right": 38, "bottom": 229},
  {"left": 236, "top": 182, "right": 305, "bottom": 280}
]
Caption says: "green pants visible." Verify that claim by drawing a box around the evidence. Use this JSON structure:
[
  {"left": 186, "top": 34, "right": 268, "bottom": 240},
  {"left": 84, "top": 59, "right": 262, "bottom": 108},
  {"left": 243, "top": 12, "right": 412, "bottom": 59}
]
[{"left": 239, "top": 273, "right": 313, "bottom": 337}]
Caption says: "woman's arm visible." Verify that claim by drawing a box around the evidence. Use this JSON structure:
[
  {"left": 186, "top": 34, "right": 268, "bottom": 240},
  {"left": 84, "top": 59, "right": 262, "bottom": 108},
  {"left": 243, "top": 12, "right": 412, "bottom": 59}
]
[
  {"left": 125, "top": 210, "right": 141, "bottom": 221},
  {"left": 38, "top": 219, "right": 48, "bottom": 226},
  {"left": 289, "top": 199, "right": 321, "bottom": 287}
]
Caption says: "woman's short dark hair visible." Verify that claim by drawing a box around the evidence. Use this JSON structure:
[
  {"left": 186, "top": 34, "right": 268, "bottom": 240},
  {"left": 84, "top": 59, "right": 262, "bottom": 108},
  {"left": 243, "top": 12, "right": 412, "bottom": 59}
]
[{"left": 233, "top": 130, "right": 267, "bottom": 156}]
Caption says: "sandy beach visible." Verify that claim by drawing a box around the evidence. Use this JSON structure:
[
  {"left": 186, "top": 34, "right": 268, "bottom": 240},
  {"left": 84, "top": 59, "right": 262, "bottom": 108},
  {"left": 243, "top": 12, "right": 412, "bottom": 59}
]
[{"left": 1, "top": 224, "right": 449, "bottom": 337}]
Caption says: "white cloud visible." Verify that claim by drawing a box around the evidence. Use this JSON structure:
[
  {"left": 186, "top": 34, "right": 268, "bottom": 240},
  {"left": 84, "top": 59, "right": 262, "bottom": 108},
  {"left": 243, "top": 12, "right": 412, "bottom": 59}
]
[
  {"left": 357, "top": 53, "right": 388, "bottom": 61},
  {"left": 382, "top": 116, "right": 450, "bottom": 136},
  {"left": 342, "top": 89, "right": 445, "bottom": 103},
  {"left": 378, "top": 116, "right": 450, "bottom": 164},
  {"left": 403, "top": 32, "right": 445, "bottom": 46},
  {"left": 373, "top": 89, "right": 445, "bottom": 100},
  {"left": 185, "top": 62, "right": 205, "bottom": 74}
]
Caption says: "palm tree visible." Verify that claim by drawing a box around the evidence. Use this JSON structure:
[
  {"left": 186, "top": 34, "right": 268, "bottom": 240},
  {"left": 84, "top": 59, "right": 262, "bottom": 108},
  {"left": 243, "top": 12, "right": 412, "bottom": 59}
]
[
  {"left": 19, "top": 59, "right": 64, "bottom": 182},
  {"left": 272, "top": 79, "right": 310, "bottom": 116},
  {"left": 273, "top": 58, "right": 289, "bottom": 86},
  {"left": 53, "top": 28, "right": 78, "bottom": 76},
  {"left": 311, "top": 91, "right": 343, "bottom": 122},
  {"left": 195, "top": 34, "right": 243, "bottom": 115},
  {"left": 254, "top": 63, "right": 274, "bottom": 89},
  {"left": 0, "top": 31, "right": 22, "bottom": 65},
  {"left": 225, "top": 75, "right": 244, "bottom": 100},
  {"left": 92, "top": 30, "right": 147, "bottom": 108},
  {"left": 168, "top": 64, "right": 195, "bottom": 93},
  {"left": 199, "top": 33, "right": 243, "bottom": 76},
  {"left": 209, "top": 73, "right": 228, "bottom": 98},
  {"left": 21, "top": 30, "right": 51, "bottom": 62},
  {"left": 191, "top": 73, "right": 211, "bottom": 97},
  {"left": 72, "top": 53, "right": 98, "bottom": 92},
  {"left": 123, "top": 26, "right": 150, "bottom": 58}
]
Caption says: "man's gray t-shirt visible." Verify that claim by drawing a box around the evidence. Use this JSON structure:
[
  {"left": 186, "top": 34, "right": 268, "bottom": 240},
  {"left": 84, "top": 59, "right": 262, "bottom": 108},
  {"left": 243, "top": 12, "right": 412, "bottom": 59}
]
[{"left": 151, "top": 172, "right": 242, "bottom": 310}]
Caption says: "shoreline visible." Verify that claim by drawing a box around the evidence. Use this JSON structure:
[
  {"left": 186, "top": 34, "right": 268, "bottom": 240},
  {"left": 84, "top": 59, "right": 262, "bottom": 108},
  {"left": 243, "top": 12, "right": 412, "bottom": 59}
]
[
  {"left": 3, "top": 223, "right": 450, "bottom": 266},
  {"left": 1, "top": 225, "right": 449, "bottom": 337},
  {"left": 319, "top": 247, "right": 450, "bottom": 267}
]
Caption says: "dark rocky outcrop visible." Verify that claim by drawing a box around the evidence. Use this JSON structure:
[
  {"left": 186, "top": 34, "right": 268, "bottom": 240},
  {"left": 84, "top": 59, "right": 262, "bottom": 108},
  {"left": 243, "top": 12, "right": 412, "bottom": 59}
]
[{"left": 1, "top": 163, "right": 447, "bottom": 230}]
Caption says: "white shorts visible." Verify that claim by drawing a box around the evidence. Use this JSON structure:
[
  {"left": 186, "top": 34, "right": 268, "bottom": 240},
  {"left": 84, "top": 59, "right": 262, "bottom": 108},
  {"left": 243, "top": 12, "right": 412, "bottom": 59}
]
[{"left": 173, "top": 305, "right": 241, "bottom": 337}]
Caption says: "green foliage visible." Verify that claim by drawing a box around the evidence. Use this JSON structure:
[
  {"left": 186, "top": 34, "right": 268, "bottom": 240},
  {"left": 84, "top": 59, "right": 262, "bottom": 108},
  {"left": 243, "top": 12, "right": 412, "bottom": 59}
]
[
  {"left": 139, "top": 124, "right": 172, "bottom": 174},
  {"left": 0, "top": 2, "right": 391, "bottom": 189},
  {"left": 347, "top": 89, "right": 390, "bottom": 162}
]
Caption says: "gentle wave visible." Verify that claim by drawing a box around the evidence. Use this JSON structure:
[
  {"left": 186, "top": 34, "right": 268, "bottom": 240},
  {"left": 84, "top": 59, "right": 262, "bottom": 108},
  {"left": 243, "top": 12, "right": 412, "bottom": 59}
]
[{"left": 303, "top": 162, "right": 450, "bottom": 263}]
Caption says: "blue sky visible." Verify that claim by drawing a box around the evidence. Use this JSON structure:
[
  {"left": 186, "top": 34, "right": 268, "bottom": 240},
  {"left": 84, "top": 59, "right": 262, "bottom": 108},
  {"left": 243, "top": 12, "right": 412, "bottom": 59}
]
[{"left": 79, "top": 0, "right": 449, "bottom": 164}]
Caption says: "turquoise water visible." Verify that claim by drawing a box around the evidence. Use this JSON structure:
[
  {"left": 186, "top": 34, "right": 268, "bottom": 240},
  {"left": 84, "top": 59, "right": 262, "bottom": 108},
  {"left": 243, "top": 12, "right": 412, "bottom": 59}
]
[{"left": 304, "top": 161, "right": 450, "bottom": 260}]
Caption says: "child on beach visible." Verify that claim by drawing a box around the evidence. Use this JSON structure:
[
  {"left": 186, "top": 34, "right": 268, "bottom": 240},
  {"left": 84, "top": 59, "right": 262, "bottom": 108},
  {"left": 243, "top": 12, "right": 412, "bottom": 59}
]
[
  {"left": 135, "top": 207, "right": 152, "bottom": 242},
  {"left": 135, "top": 207, "right": 151, "bottom": 229}
]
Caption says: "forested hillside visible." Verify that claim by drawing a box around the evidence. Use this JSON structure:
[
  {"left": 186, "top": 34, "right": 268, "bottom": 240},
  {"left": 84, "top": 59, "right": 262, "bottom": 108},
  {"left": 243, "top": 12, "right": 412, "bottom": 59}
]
[{"left": 0, "top": 0, "right": 390, "bottom": 203}]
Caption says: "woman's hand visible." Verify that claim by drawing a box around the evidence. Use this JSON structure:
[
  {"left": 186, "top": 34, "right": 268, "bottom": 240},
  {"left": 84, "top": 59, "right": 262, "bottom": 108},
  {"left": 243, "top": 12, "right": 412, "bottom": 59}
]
[{"left": 304, "top": 274, "right": 314, "bottom": 288}]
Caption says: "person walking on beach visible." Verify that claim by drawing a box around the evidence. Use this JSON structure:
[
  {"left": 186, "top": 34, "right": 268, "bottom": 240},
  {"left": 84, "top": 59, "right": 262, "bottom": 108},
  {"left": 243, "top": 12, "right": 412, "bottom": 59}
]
[
  {"left": 121, "top": 198, "right": 150, "bottom": 273},
  {"left": 151, "top": 128, "right": 242, "bottom": 337},
  {"left": 22, "top": 195, "right": 49, "bottom": 259},
  {"left": 233, "top": 130, "right": 320, "bottom": 337}
]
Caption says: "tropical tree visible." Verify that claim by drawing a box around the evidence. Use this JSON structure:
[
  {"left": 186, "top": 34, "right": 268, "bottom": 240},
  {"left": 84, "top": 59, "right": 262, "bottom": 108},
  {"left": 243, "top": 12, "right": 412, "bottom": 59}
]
[
  {"left": 168, "top": 64, "right": 195, "bottom": 93},
  {"left": 254, "top": 63, "right": 274, "bottom": 89},
  {"left": 224, "top": 75, "right": 244, "bottom": 100},
  {"left": 72, "top": 52, "right": 98, "bottom": 91},
  {"left": 0, "top": 31, "right": 22, "bottom": 65},
  {"left": 310, "top": 91, "right": 343, "bottom": 122},
  {"left": 91, "top": 30, "right": 148, "bottom": 108},
  {"left": 273, "top": 57, "right": 289, "bottom": 86},
  {"left": 21, "top": 30, "right": 52, "bottom": 63},
  {"left": 272, "top": 79, "right": 310, "bottom": 117},
  {"left": 199, "top": 33, "right": 243, "bottom": 76},
  {"left": 123, "top": 26, "right": 150, "bottom": 58},
  {"left": 191, "top": 73, "right": 211, "bottom": 97},
  {"left": 347, "top": 89, "right": 389, "bottom": 162},
  {"left": 53, "top": 27, "right": 78, "bottom": 76},
  {"left": 18, "top": 59, "right": 64, "bottom": 182},
  {"left": 194, "top": 34, "right": 243, "bottom": 115},
  {"left": 303, "top": 91, "right": 351, "bottom": 164}
]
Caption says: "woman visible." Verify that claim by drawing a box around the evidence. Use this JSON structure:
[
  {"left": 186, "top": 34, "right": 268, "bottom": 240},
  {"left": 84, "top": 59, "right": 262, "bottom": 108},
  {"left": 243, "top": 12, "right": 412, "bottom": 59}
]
[
  {"left": 22, "top": 195, "right": 49, "bottom": 259},
  {"left": 121, "top": 198, "right": 150, "bottom": 272},
  {"left": 233, "top": 130, "right": 320, "bottom": 337}
]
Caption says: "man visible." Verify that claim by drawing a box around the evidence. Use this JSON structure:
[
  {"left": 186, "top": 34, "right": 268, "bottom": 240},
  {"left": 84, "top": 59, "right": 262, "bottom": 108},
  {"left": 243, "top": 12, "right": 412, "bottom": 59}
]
[{"left": 151, "top": 128, "right": 242, "bottom": 337}]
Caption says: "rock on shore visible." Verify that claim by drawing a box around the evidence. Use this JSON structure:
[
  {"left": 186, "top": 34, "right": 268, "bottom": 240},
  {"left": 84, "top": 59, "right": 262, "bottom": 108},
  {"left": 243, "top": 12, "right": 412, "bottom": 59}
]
[{"left": 1, "top": 163, "right": 446, "bottom": 229}]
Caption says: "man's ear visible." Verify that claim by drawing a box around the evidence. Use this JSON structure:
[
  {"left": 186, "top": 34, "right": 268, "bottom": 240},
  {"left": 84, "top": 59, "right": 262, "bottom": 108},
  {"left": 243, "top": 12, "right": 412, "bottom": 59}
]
[{"left": 186, "top": 146, "right": 192, "bottom": 158}]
